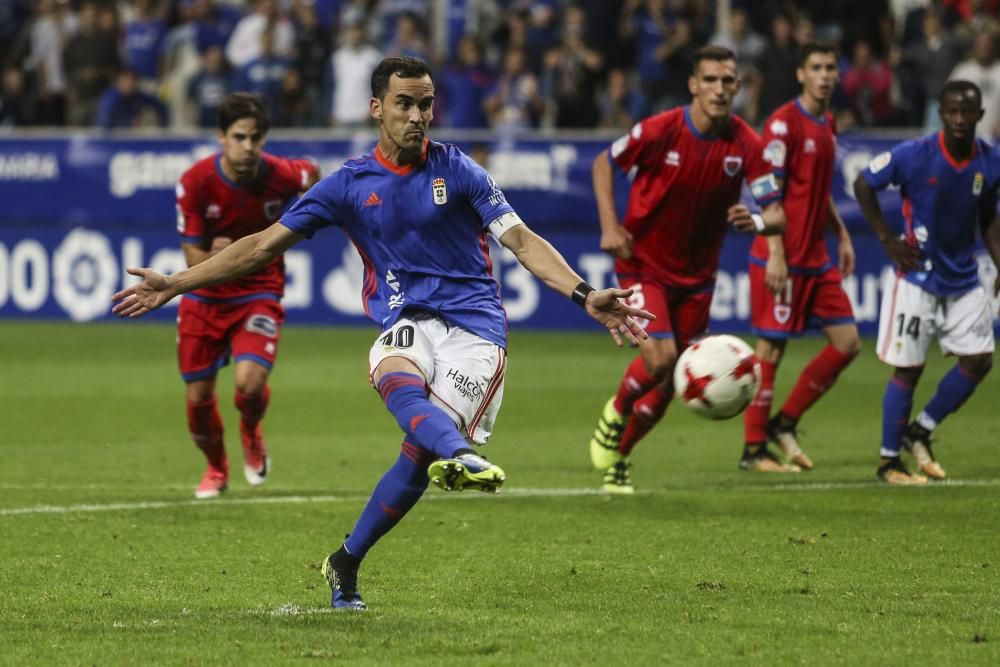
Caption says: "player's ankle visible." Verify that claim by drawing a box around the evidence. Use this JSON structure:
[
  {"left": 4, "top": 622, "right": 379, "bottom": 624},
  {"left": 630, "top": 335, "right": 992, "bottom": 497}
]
[
  {"left": 775, "top": 412, "right": 798, "bottom": 430},
  {"left": 744, "top": 442, "right": 765, "bottom": 456}
]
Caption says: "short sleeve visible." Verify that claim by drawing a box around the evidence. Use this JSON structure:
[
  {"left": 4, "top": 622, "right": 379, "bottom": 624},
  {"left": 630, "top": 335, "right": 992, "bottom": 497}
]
[
  {"left": 280, "top": 173, "right": 343, "bottom": 239},
  {"left": 760, "top": 112, "right": 794, "bottom": 180},
  {"left": 287, "top": 158, "right": 321, "bottom": 190},
  {"left": 742, "top": 128, "right": 782, "bottom": 207},
  {"left": 176, "top": 171, "right": 205, "bottom": 245},
  {"left": 608, "top": 115, "right": 667, "bottom": 180},
  {"left": 861, "top": 143, "right": 913, "bottom": 190},
  {"left": 456, "top": 150, "right": 514, "bottom": 227}
]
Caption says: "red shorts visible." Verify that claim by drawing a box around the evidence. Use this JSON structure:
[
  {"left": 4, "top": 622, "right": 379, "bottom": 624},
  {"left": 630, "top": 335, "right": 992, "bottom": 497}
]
[
  {"left": 617, "top": 275, "right": 712, "bottom": 348},
  {"left": 177, "top": 297, "right": 285, "bottom": 382},
  {"left": 749, "top": 261, "right": 855, "bottom": 337}
]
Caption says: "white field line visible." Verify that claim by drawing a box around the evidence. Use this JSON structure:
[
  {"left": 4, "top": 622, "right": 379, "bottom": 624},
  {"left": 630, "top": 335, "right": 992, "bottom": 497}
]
[{"left": 2, "top": 479, "right": 1000, "bottom": 517}]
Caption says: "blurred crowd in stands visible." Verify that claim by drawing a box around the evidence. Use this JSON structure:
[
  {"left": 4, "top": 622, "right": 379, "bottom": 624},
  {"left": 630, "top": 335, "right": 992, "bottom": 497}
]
[{"left": 1, "top": 0, "right": 999, "bottom": 136}]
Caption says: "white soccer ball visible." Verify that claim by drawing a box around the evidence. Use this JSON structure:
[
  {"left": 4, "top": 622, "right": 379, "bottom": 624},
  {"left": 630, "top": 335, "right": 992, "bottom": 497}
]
[{"left": 673, "top": 335, "right": 761, "bottom": 420}]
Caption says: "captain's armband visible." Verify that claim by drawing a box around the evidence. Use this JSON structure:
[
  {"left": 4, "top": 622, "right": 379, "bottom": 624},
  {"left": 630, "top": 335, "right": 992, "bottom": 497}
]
[{"left": 488, "top": 211, "right": 526, "bottom": 241}]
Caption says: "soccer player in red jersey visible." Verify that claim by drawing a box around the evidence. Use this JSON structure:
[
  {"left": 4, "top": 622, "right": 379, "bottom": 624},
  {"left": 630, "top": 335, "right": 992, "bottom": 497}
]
[
  {"left": 588, "top": 46, "right": 787, "bottom": 493},
  {"left": 175, "top": 92, "right": 319, "bottom": 499},
  {"left": 742, "top": 42, "right": 862, "bottom": 472}
]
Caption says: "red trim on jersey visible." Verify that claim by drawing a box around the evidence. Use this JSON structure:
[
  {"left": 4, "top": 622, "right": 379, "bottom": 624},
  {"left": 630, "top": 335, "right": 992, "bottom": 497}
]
[
  {"left": 937, "top": 131, "right": 975, "bottom": 170},
  {"left": 879, "top": 273, "right": 901, "bottom": 359},
  {"left": 901, "top": 196, "right": 915, "bottom": 245},
  {"left": 477, "top": 229, "right": 494, "bottom": 276},
  {"left": 347, "top": 233, "right": 379, "bottom": 317},
  {"left": 374, "top": 138, "right": 430, "bottom": 175}
]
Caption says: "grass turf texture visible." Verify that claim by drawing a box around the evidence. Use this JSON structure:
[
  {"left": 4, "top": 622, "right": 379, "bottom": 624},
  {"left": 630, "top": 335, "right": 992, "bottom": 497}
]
[{"left": 2, "top": 321, "right": 999, "bottom": 665}]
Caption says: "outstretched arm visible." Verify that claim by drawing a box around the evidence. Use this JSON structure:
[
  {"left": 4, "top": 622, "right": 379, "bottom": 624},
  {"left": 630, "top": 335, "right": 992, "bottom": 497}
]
[
  {"left": 853, "top": 175, "right": 920, "bottom": 271},
  {"left": 112, "top": 222, "right": 304, "bottom": 318},
  {"left": 498, "top": 222, "right": 654, "bottom": 346}
]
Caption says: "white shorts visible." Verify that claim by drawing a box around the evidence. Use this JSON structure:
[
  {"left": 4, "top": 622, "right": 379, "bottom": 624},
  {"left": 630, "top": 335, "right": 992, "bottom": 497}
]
[
  {"left": 368, "top": 313, "right": 507, "bottom": 444},
  {"left": 877, "top": 274, "right": 995, "bottom": 367}
]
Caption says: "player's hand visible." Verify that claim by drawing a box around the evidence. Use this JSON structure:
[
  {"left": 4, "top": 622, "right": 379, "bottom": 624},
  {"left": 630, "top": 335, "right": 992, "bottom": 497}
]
[
  {"left": 211, "top": 236, "right": 233, "bottom": 253},
  {"left": 584, "top": 287, "right": 655, "bottom": 347},
  {"left": 838, "top": 237, "right": 856, "bottom": 276},
  {"left": 111, "top": 268, "right": 176, "bottom": 318},
  {"left": 882, "top": 236, "right": 921, "bottom": 272},
  {"left": 727, "top": 204, "right": 757, "bottom": 233},
  {"left": 765, "top": 253, "right": 787, "bottom": 295},
  {"left": 600, "top": 225, "right": 633, "bottom": 260}
]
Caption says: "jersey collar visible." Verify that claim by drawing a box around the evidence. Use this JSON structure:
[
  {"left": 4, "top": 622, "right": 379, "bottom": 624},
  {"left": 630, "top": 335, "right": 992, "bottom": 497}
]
[
  {"left": 794, "top": 97, "right": 827, "bottom": 125},
  {"left": 374, "top": 138, "right": 430, "bottom": 176},
  {"left": 684, "top": 105, "right": 725, "bottom": 141},
  {"left": 937, "top": 131, "right": 976, "bottom": 171},
  {"left": 214, "top": 155, "right": 267, "bottom": 188}
]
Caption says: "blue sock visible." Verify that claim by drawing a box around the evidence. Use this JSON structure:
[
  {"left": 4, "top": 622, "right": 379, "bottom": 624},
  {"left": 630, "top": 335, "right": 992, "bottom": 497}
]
[
  {"left": 880, "top": 377, "right": 914, "bottom": 457},
  {"left": 377, "top": 372, "right": 469, "bottom": 459},
  {"left": 345, "top": 440, "right": 432, "bottom": 559},
  {"left": 916, "top": 364, "right": 981, "bottom": 430}
]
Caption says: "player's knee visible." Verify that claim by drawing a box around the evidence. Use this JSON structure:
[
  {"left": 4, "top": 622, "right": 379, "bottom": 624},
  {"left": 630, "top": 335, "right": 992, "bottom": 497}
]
[
  {"left": 837, "top": 335, "right": 863, "bottom": 360},
  {"left": 893, "top": 366, "right": 923, "bottom": 386},
  {"left": 234, "top": 375, "right": 268, "bottom": 396},
  {"left": 960, "top": 353, "right": 993, "bottom": 380},
  {"left": 644, "top": 353, "right": 677, "bottom": 380},
  {"left": 186, "top": 382, "right": 215, "bottom": 404}
]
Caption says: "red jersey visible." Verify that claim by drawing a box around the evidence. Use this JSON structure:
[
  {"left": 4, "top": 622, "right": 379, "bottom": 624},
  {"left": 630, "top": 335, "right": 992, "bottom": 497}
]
[
  {"left": 751, "top": 99, "right": 836, "bottom": 269},
  {"left": 610, "top": 106, "right": 780, "bottom": 288},
  {"left": 176, "top": 153, "right": 318, "bottom": 301}
]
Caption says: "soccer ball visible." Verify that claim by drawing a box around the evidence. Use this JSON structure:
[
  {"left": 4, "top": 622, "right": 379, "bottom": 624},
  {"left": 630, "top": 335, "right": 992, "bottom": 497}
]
[{"left": 673, "top": 335, "right": 761, "bottom": 420}]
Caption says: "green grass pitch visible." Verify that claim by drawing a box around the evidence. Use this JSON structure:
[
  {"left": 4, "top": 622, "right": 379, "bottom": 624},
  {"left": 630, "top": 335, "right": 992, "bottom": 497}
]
[{"left": 2, "top": 321, "right": 999, "bottom": 665}]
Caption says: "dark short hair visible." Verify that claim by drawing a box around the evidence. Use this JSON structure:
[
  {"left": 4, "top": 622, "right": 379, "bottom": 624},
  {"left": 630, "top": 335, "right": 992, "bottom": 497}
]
[
  {"left": 691, "top": 45, "right": 736, "bottom": 74},
  {"left": 939, "top": 79, "right": 982, "bottom": 105},
  {"left": 371, "top": 57, "right": 434, "bottom": 99},
  {"left": 218, "top": 92, "right": 271, "bottom": 134},
  {"left": 799, "top": 40, "right": 839, "bottom": 66}
]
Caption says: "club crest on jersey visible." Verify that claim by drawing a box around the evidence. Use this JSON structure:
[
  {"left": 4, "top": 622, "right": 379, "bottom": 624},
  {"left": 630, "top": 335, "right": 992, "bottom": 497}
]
[
  {"left": 206, "top": 204, "right": 221, "bottom": 219},
  {"left": 723, "top": 156, "right": 742, "bottom": 176},
  {"left": 264, "top": 199, "right": 282, "bottom": 220},
  {"left": 665, "top": 150, "right": 680, "bottom": 166},
  {"left": 973, "top": 172, "right": 984, "bottom": 195},
  {"left": 763, "top": 140, "right": 786, "bottom": 168},
  {"left": 774, "top": 304, "right": 791, "bottom": 324},
  {"left": 432, "top": 177, "right": 448, "bottom": 205},
  {"left": 804, "top": 138, "right": 817, "bottom": 153}
]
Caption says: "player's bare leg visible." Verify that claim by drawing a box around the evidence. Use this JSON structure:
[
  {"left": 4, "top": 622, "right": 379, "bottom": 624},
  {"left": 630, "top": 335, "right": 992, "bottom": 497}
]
[
  {"left": 234, "top": 360, "right": 272, "bottom": 486},
  {"left": 186, "top": 377, "right": 229, "bottom": 498},
  {"left": 741, "top": 336, "right": 801, "bottom": 472}
]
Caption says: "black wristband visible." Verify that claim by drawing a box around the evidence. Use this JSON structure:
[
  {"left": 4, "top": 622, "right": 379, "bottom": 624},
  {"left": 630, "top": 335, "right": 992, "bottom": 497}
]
[{"left": 571, "top": 281, "right": 595, "bottom": 307}]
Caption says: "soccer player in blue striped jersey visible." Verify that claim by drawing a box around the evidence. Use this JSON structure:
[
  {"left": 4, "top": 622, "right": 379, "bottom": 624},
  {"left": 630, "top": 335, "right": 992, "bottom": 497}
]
[
  {"left": 854, "top": 80, "right": 1000, "bottom": 485},
  {"left": 112, "top": 57, "right": 654, "bottom": 610}
]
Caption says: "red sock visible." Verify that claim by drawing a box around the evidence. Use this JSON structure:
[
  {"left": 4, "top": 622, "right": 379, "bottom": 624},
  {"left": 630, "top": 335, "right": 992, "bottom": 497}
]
[
  {"left": 613, "top": 356, "right": 659, "bottom": 416},
  {"left": 619, "top": 386, "right": 673, "bottom": 456},
  {"left": 235, "top": 386, "right": 270, "bottom": 450},
  {"left": 186, "top": 397, "right": 227, "bottom": 472},
  {"left": 780, "top": 345, "right": 853, "bottom": 420},
  {"left": 743, "top": 358, "right": 777, "bottom": 444}
]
